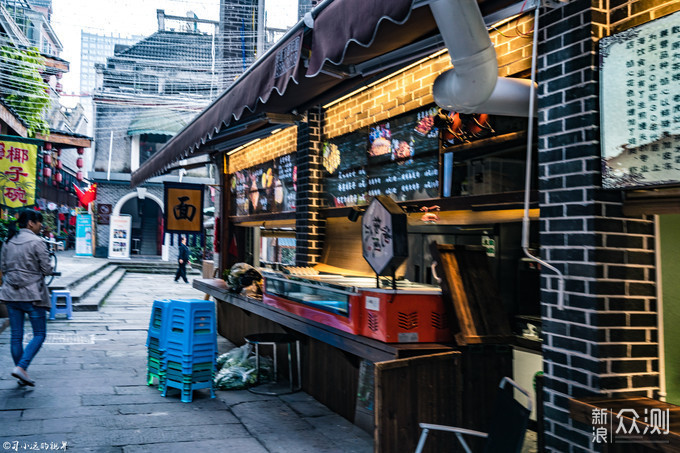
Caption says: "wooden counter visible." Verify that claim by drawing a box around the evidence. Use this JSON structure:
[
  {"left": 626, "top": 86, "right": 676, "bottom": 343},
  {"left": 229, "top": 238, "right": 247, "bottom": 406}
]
[
  {"left": 194, "top": 278, "right": 455, "bottom": 362},
  {"left": 196, "top": 278, "right": 511, "bottom": 453},
  {"left": 570, "top": 396, "right": 680, "bottom": 452}
]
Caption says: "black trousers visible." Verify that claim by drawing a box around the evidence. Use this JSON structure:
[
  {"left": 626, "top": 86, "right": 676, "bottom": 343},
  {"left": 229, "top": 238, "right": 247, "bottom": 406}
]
[{"left": 174, "top": 262, "right": 188, "bottom": 282}]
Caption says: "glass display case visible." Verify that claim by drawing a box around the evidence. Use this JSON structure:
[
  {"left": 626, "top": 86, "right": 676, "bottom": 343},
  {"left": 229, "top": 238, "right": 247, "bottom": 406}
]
[{"left": 263, "top": 273, "right": 358, "bottom": 316}]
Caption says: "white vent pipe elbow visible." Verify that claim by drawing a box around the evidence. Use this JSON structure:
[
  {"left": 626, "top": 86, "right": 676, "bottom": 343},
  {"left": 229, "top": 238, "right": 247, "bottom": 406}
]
[{"left": 429, "top": 0, "right": 536, "bottom": 117}]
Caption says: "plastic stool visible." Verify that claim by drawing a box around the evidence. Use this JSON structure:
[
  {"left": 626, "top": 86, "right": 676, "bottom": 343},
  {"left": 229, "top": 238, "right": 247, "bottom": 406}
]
[
  {"left": 50, "top": 290, "right": 73, "bottom": 320},
  {"left": 244, "top": 333, "right": 301, "bottom": 395}
]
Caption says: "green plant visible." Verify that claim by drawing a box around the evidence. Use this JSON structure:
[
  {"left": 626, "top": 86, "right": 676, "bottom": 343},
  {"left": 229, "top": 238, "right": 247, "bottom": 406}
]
[
  {"left": 0, "top": 46, "right": 50, "bottom": 137},
  {"left": 41, "top": 211, "right": 56, "bottom": 235}
]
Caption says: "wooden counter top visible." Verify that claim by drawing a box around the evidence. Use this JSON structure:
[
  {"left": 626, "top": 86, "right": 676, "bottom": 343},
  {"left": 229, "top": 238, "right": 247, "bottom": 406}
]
[
  {"left": 570, "top": 396, "right": 680, "bottom": 452},
  {"left": 194, "top": 278, "right": 455, "bottom": 362}
]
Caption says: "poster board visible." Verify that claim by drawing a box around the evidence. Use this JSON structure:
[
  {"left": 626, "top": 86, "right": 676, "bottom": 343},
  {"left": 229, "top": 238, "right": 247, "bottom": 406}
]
[
  {"left": 600, "top": 10, "right": 680, "bottom": 189},
  {"left": 108, "top": 215, "right": 131, "bottom": 259},
  {"left": 75, "top": 214, "right": 93, "bottom": 256}
]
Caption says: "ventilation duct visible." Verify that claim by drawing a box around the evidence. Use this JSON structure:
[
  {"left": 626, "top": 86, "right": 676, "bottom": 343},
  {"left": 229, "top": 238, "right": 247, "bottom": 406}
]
[{"left": 429, "top": 0, "right": 535, "bottom": 117}]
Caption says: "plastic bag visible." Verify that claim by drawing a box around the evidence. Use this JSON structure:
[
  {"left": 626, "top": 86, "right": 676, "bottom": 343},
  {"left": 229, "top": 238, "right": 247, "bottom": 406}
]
[{"left": 214, "top": 343, "right": 272, "bottom": 390}]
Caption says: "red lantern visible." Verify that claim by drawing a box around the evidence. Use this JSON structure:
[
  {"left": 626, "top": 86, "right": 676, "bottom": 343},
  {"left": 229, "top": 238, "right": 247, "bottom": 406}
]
[
  {"left": 52, "top": 179, "right": 57, "bottom": 186},
  {"left": 76, "top": 171, "right": 83, "bottom": 181},
  {"left": 56, "top": 160, "right": 63, "bottom": 170},
  {"left": 76, "top": 157, "right": 84, "bottom": 168},
  {"left": 55, "top": 172, "right": 62, "bottom": 183},
  {"left": 43, "top": 167, "right": 51, "bottom": 178},
  {"left": 44, "top": 143, "right": 52, "bottom": 151},
  {"left": 43, "top": 154, "right": 52, "bottom": 165},
  {"left": 77, "top": 147, "right": 84, "bottom": 155},
  {"left": 55, "top": 148, "right": 61, "bottom": 157}
]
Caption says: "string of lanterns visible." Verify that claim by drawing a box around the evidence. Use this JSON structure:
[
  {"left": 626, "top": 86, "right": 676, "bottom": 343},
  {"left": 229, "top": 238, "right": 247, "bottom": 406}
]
[{"left": 41, "top": 143, "right": 85, "bottom": 185}]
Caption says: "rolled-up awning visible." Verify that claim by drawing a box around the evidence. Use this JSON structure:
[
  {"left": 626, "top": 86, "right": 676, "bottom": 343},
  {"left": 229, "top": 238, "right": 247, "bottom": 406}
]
[
  {"left": 130, "top": 0, "right": 445, "bottom": 187},
  {"left": 127, "top": 108, "right": 190, "bottom": 136}
]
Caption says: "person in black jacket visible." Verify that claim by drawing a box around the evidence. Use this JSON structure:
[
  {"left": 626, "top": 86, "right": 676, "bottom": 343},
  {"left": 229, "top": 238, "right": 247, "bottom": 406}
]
[{"left": 174, "top": 236, "right": 190, "bottom": 283}]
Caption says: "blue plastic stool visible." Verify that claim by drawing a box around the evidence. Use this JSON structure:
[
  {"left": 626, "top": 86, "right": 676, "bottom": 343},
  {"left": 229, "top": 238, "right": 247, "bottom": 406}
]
[{"left": 49, "top": 290, "right": 73, "bottom": 320}]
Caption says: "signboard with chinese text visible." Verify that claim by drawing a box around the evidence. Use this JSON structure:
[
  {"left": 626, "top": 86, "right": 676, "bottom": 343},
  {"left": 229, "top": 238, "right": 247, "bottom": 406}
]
[
  {"left": 600, "top": 10, "right": 680, "bottom": 188},
  {"left": 164, "top": 182, "right": 204, "bottom": 234},
  {"left": 75, "top": 214, "right": 93, "bottom": 256},
  {"left": 108, "top": 215, "right": 131, "bottom": 259},
  {"left": 361, "top": 196, "right": 408, "bottom": 276},
  {"left": 0, "top": 139, "right": 37, "bottom": 208}
]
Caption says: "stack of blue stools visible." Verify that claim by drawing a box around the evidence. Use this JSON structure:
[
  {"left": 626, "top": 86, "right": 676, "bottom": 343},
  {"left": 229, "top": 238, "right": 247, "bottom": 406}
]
[
  {"left": 146, "top": 299, "right": 170, "bottom": 389},
  {"left": 145, "top": 298, "right": 217, "bottom": 403}
]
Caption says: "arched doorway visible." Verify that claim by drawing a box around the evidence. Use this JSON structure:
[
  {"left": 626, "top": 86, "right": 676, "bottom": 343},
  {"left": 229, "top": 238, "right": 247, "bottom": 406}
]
[{"left": 115, "top": 191, "right": 164, "bottom": 256}]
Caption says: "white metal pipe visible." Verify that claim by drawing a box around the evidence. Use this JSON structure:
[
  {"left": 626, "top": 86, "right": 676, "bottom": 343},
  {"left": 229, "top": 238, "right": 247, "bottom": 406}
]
[
  {"left": 429, "top": 0, "right": 537, "bottom": 117},
  {"left": 520, "top": 5, "right": 566, "bottom": 310}
]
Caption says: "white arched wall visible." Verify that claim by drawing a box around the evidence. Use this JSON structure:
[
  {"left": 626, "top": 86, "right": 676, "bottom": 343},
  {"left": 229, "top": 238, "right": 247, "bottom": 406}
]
[{"left": 113, "top": 188, "right": 169, "bottom": 261}]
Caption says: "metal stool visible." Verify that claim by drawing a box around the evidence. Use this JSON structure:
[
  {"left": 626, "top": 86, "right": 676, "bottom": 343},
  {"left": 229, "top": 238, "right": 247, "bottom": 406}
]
[
  {"left": 244, "top": 333, "right": 301, "bottom": 395},
  {"left": 50, "top": 290, "right": 73, "bottom": 320}
]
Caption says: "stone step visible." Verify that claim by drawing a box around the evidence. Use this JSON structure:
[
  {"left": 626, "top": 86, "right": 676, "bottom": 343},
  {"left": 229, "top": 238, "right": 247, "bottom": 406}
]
[
  {"left": 69, "top": 264, "right": 120, "bottom": 301},
  {"left": 74, "top": 268, "right": 127, "bottom": 311},
  {"left": 48, "top": 260, "right": 111, "bottom": 291}
]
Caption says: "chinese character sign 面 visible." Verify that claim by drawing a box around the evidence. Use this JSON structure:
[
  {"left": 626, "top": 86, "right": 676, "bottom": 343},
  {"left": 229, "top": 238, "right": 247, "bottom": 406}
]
[
  {"left": 0, "top": 139, "right": 37, "bottom": 208},
  {"left": 164, "top": 183, "right": 204, "bottom": 235}
]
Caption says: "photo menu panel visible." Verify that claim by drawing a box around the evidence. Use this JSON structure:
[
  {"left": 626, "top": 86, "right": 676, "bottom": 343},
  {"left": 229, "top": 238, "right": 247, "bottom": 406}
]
[
  {"left": 231, "top": 153, "right": 297, "bottom": 216},
  {"left": 323, "top": 106, "right": 440, "bottom": 207}
]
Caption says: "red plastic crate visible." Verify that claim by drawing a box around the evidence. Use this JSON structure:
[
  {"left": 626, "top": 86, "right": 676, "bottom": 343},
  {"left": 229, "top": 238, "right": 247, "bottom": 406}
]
[{"left": 359, "top": 290, "right": 452, "bottom": 343}]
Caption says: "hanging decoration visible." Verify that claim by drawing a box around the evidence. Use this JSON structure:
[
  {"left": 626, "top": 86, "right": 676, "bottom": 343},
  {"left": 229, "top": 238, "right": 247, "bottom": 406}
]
[
  {"left": 76, "top": 171, "right": 84, "bottom": 181},
  {"left": 73, "top": 183, "right": 97, "bottom": 207}
]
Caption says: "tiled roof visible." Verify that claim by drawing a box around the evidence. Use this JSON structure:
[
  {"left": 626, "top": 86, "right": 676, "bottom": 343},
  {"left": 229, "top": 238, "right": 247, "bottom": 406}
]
[{"left": 112, "top": 30, "right": 214, "bottom": 65}]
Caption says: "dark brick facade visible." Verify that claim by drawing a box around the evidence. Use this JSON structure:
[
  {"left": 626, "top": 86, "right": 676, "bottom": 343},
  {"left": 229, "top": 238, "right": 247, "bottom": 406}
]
[
  {"left": 295, "top": 107, "right": 325, "bottom": 266},
  {"left": 537, "top": 1, "right": 658, "bottom": 450}
]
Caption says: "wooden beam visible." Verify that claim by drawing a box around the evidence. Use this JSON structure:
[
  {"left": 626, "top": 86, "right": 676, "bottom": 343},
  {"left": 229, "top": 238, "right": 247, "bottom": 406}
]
[
  {"left": 35, "top": 132, "right": 91, "bottom": 148},
  {"left": 0, "top": 103, "right": 28, "bottom": 138}
]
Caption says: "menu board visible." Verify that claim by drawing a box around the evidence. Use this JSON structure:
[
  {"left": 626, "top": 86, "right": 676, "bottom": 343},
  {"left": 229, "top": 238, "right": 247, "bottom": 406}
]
[
  {"left": 231, "top": 153, "right": 297, "bottom": 215},
  {"left": 323, "top": 106, "right": 440, "bottom": 207},
  {"left": 600, "top": 10, "right": 680, "bottom": 189}
]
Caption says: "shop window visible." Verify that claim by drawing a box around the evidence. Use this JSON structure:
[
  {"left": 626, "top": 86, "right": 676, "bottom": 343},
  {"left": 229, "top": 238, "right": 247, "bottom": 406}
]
[
  {"left": 139, "top": 134, "right": 170, "bottom": 166},
  {"left": 260, "top": 236, "right": 295, "bottom": 268}
]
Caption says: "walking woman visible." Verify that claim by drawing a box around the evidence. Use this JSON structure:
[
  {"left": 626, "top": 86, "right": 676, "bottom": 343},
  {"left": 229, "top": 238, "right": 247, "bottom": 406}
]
[{"left": 0, "top": 210, "right": 53, "bottom": 386}]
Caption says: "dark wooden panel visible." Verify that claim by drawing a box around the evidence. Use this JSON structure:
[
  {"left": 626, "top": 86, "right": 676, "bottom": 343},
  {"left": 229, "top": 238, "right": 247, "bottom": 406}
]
[
  {"left": 459, "top": 344, "right": 513, "bottom": 437},
  {"left": 375, "top": 352, "right": 463, "bottom": 453},
  {"left": 216, "top": 297, "right": 361, "bottom": 422},
  {"left": 431, "top": 244, "right": 512, "bottom": 345}
]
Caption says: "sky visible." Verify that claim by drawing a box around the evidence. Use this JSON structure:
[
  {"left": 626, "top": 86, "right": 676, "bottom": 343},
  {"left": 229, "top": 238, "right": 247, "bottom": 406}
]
[{"left": 50, "top": 0, "right": 299, "bottom": 98}]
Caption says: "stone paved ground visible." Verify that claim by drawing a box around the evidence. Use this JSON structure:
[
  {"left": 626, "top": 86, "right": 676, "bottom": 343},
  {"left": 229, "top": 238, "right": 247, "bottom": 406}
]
[{"left": 0, "top": 271, "right": 373, "bottom": 453}]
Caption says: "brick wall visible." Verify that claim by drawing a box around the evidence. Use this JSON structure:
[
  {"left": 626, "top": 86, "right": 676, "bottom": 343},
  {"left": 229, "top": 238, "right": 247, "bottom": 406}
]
[
  {"left": 536, "top": 0, "right": 674, "bottom": 451},
  {"left": 227, "top": 126, "right": 297, "bottom": 173},
  {"left": 324, "top": 17, "right": 534, "bottom": 139},
  {"left": 295, "top": 107, "right": 325, "bottom": 266},
  {"left": 93, "top": 182, "right": 168, "bottom": 255}
]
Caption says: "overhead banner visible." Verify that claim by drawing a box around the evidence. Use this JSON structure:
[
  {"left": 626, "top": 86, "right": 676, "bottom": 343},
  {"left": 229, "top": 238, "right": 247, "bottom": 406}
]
[
  {"left": 164, "top": 182, "right": 204, "bottom": 236},
  {"left": 108, "top": 215, "right": 132, "bottom": 259},
  {"left": 0, "top": 139, "right": 37, "bottom": 208},
  {"left": 75, "top": 214, "right": 93, "bottom": 256}
]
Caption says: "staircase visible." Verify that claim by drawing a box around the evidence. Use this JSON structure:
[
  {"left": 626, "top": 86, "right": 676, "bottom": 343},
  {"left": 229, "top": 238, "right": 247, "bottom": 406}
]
[
  {"left": 139, "top": 218, "right": 158, "bottom": 255},
  {"left": 48, "top": 259, "right": 202, "bottom": 312}
]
